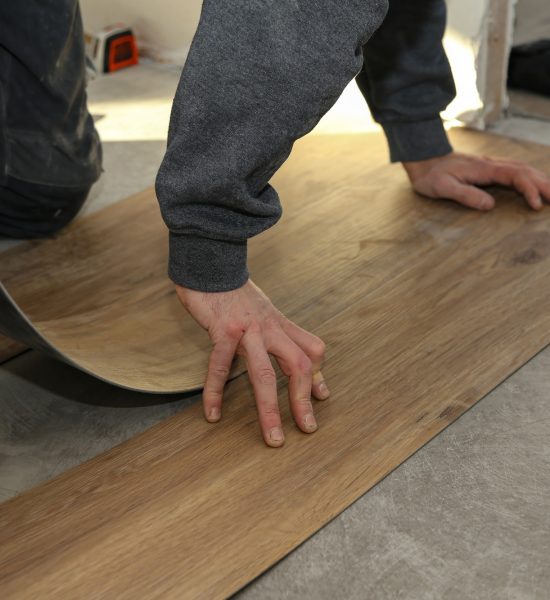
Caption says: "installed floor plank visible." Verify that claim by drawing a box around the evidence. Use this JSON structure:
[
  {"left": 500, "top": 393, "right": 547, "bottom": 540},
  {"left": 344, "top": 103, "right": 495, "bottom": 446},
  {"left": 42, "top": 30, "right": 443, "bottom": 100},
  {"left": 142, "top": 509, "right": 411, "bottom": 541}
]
[{"left": 1, "top": 129, "right": 550, "bottom": 599}]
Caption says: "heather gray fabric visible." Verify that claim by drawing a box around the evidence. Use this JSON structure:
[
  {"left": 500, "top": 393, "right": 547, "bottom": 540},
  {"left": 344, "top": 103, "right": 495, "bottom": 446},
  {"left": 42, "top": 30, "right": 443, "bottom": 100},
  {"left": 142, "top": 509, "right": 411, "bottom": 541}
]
[
  {"left": 156, "top": 0, "right": 456, "bottom": 292},
  {"left": 356, "top": 0, "right": 455, "bottom": 162}
]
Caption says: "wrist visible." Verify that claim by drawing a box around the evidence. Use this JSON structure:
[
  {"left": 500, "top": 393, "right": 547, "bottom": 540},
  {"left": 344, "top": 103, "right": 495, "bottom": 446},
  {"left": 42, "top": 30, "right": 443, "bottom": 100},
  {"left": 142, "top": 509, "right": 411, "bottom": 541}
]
[{"left": 402, "top": 152, "right": 455, "bottom": 184}]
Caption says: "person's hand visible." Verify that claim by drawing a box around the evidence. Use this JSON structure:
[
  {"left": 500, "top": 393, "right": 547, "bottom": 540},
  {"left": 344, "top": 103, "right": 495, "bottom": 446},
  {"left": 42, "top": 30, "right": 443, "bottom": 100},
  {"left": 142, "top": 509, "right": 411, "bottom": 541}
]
[
  {"left": 176, "top": 280, "right": 329, "bottom": 447},
  {"left": 403, "top": 152, "right": 550, "bottom": 211}
]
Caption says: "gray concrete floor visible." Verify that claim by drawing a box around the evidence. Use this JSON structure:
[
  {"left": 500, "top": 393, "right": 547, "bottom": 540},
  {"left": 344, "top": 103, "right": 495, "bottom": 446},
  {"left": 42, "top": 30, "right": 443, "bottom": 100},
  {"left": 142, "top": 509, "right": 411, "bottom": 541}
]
[{"left": 1, "top": 64, "right": 549, "bottom": 599}]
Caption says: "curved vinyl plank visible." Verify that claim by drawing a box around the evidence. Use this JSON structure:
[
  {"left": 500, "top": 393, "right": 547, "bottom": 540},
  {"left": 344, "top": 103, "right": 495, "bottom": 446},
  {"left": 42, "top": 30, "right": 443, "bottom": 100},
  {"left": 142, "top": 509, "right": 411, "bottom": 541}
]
[
  {"left": 0, "top": 190, "right": 244, "bottom": 393},
  {"left": 0, "top": 280, "right": 214, "bottom": 393}
]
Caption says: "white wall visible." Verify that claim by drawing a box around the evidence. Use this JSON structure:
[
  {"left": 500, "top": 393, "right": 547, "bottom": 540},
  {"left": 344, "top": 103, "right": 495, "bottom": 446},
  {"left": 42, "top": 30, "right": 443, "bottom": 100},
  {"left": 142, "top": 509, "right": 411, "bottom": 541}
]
[{"left": 80, "top": 0, "right": 202, "bottom": 64}]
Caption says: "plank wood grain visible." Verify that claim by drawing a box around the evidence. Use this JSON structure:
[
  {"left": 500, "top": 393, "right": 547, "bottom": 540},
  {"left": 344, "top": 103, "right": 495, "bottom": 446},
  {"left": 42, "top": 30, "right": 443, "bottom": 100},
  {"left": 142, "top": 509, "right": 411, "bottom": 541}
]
[
  {"left": 0, "top": 129, "right": 550, "bottom": 599},
  {"left": 1, "top": 128, "right": 544, "bottom": 393},
  {"left": 0, "top": 130, "right": 435, "bottom": 392}
]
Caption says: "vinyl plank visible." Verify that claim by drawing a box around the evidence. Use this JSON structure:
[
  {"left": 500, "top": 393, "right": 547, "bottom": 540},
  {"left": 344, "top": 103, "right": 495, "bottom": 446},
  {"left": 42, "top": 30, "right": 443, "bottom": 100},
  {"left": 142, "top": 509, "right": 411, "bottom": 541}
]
[
  {"left": 0, "top": 129, "right": 549, "bottom": 598},
  {"left": 1, "top": 129, "right": 544, "bottom": 393},
  {"left": 0, "top": 132, "right": 455, "bottom": 392}
]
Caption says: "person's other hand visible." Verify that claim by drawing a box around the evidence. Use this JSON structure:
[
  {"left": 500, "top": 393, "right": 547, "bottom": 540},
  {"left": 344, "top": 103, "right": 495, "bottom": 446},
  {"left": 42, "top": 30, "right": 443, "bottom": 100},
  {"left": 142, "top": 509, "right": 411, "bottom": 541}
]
[
  {"left": 403, "top": 152, "right": 550, "bottom": 211},
  {"left": 176, "top": 280, "right": 329, "bottom": 447}
]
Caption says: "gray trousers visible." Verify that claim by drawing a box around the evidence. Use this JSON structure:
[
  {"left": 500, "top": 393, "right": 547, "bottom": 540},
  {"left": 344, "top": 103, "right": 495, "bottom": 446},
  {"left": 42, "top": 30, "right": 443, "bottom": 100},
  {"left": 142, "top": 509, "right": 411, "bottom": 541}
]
[{"left": 0, "top": 1, "right": 101, "bottom": 238}]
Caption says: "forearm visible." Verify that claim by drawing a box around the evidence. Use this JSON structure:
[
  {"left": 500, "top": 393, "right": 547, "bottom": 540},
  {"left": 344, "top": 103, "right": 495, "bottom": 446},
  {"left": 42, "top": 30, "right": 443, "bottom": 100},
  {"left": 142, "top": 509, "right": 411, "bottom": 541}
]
[
  {"left": 356, "top": 0, "right": 456, "bottom": 162},
  {"left": 156, "top": 0, "right": 388, "bottom": 292}
]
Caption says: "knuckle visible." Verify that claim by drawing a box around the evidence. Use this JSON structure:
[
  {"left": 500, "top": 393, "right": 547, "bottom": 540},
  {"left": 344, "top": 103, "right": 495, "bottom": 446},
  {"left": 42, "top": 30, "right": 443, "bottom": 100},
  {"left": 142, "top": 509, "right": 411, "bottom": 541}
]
[
  {"left": 263, "top": 315, "right": 281, "bottom": 331},
  {"left": 432, "top": 172, "right": 446, "bottom": 187},
  {"left": 310, "top": 337, "right": 326, "bottom": 360},
  {"left": 295, "top": 396, "right": 313, "bottom": 410},
  {"left": 211, "top": 364, "right": 230, "bottom": 378},
  {"left": 295, "top": 355, "right": 312, "bottom": 376},
  {"left": 224, "top": 321, "right": 245, "bottom": 340},
  {"left": 257, "top": 367, "right": 276, "bottom": 386},
  {"left": 247, "top": 319, "right": 262, "bottom": 335},
  {"left": 431, "top": 175, "right": 449, "bottom": 196},
  {"left": 512, "top": 172, "right": 525, "bottom": 186},
  {"left": 260, "top": 404, "right": 280, "bottom": 418}
]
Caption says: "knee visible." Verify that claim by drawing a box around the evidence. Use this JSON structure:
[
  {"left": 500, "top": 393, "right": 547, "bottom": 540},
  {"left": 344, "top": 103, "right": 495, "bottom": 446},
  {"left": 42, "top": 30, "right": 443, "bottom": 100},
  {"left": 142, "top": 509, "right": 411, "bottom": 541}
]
[{"left": 0, "top": 180, "right": 91, "bottom": 239}]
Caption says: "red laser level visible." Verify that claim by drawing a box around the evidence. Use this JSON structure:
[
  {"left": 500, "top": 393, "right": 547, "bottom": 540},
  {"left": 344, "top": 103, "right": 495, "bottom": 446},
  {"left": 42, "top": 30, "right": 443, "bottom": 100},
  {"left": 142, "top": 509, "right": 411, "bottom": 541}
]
[{"left": 85, "top": 24, "right": 139, "bottom": 75}]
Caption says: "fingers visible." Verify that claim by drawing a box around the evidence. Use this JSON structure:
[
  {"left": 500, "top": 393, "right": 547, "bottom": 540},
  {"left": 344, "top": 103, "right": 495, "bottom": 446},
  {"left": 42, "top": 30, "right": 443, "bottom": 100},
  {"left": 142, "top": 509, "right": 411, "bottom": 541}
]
[
  {"left": 203, "top": 332, "right": 241, "bottom": 422},
  {"left": 474, "top": 160, "right": 550, "bottom": 211},
  {"left": 279, "top": 319, "right": 329, "bottom": 400},
  {"left": 521, "top": 168, "right": 550, "bottom": 205},
  {"left": 488, "top": 164, "right": 544, "bottom": 210},
  {"left": 531, "top": 169, "right": 550, "bottom": 199},
  {"left": 266, "top": 329, "right": 318, "bottom": 434},
  {"left": 412, "top": 154, "right": 550, "bottom": 212},
  {"left": 514, "top": 173, "right": 543, "bottom": 210},
  {"left": 204, "top": 316, "right": 328, "bottom": 446},
  {"left": 436, "top": 176, "right": 495, "bottom": 211},
  {"left": 187, "top": 279, "right": 328, "bottom": 447},
  {"left": 537, "top": 176, "right": 550, "bottom": 204},
  {"left": 241, "top": 330, "right": 284, "bottom": 448},
  {"left": 450, "top": 157, "right": 550, "bottom": 211}
]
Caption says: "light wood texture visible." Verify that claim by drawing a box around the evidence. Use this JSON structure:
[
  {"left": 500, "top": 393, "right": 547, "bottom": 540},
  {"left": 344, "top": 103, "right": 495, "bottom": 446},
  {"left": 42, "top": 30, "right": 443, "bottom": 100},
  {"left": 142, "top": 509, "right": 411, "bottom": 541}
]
[
  {"left": 0, "top": 191, "right": 214, "bottom": 393},
  {"left": 0, "top": 130, "right": 425, "bottom": 393},
  {"left": 1, "top": 129, "right": 550, "bottom": 599},
  {"left": 0, "top": 334, "right": 26, "bottom": 364},
  {"left": 0, "top": 128, "right": 500, "bottom": 393}
]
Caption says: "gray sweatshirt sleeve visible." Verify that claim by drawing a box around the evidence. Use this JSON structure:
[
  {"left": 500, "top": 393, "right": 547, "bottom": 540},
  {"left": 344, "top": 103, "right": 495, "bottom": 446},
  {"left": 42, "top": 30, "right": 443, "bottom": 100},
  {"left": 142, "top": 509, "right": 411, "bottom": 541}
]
[
  {"left": 356, "top": 0, "right": 457, "bottom": 162},
  {"left": 155, "top": 0, "right": 389, "bottom": 292}
]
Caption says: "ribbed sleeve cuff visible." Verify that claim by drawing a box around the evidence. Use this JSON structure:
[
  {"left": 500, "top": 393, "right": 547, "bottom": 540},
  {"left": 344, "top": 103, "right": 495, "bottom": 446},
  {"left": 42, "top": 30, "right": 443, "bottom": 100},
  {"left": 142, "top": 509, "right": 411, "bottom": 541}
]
[
  {"left": 380, "top": 117, "right": 453, "bottom": 163},
  {"left": 168, "top": 233, "right": 250, "bottom": 292}
]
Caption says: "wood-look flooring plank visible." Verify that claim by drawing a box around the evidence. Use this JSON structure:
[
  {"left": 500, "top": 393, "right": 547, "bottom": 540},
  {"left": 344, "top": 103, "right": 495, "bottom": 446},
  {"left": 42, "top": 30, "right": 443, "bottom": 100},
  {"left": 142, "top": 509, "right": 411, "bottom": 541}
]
[
  {"left": 0, "top": 127, "right": 542, "bottom": 393},
  {"left": 0, "top": 129, "right": 507, "bottom": 393},
  {"left": 2, "top": 131, "right": 431, "bottom": 392},
  {"left": 1, "top": 129, "right": 550, "bottom": 598}
]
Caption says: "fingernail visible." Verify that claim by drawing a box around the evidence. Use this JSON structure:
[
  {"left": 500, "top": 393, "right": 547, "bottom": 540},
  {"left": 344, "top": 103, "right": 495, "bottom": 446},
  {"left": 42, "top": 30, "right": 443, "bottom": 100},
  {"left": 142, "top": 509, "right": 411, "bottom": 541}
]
[
  {"left": 318, "top": 381, "right": 330, "bottom": 399},
  {"left": 303, "top": 413, "right": 318, "bottom": 432},
  {"left": 208, "top": 407, "right": 220, "bottom": 421},
  {"left": 269, "top": 427, "right": 284, "bottom": 443}
]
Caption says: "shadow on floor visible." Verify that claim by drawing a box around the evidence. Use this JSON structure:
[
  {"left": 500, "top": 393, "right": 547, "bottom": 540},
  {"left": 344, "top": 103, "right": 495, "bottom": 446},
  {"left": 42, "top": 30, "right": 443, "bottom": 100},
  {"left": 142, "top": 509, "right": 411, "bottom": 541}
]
[{"left": 2, "top": 350, "right": 200, "bottom": 407}]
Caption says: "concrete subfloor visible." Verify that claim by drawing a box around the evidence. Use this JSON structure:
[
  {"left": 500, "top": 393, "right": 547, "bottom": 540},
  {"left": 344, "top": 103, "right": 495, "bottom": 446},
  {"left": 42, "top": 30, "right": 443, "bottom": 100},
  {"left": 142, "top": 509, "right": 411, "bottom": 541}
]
[{"left": 1, "top": 64, "right": 550, "bottom": 599}]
